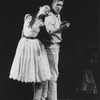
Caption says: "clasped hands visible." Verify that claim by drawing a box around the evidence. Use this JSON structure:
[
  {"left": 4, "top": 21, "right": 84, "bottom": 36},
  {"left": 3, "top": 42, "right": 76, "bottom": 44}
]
[{"left": 60, "top": 20, "right": 70, "bottom": 30}]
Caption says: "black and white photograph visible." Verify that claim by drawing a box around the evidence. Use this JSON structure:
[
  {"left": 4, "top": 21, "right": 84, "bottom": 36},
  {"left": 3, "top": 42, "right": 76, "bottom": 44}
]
[{"left": 0, "top": 0, "right": 99, "bottom": 100}]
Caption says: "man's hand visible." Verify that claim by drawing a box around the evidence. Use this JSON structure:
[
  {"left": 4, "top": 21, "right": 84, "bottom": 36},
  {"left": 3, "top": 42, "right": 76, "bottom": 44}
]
[
  {"left": 60, "top": 21, "right": 70, "bottom": 29},
  {"left": 50, "top": 21, "right": 70, "bottom": 34}
]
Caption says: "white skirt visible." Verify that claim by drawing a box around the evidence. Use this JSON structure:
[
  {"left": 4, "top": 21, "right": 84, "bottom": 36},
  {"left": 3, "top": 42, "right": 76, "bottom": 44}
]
[{"left": 9, "top": 37, "right": 51, "bottom": 83}]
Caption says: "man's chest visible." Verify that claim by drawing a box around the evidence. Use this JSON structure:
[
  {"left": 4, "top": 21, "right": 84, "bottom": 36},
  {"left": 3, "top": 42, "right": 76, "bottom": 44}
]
[{"left": 53, "top": 16, "right": 61, "bottom": 28}]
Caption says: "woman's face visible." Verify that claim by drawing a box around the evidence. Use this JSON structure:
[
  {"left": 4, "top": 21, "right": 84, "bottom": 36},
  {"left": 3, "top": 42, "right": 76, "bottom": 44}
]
[
  {"left": 43, "top": 5, "right": 50, "bottom": 14},
  {"left": 39, "top": 5, "right": 50, "bottom": 15}
]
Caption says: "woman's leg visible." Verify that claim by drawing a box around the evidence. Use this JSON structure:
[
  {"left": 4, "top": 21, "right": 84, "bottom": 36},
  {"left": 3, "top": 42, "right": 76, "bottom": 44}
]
[
  {"left": 41, "top": 80, "right": 48, "bottom": 100},
  {"left": 33, "top": 82, "right": 43, "bottom": 100}
]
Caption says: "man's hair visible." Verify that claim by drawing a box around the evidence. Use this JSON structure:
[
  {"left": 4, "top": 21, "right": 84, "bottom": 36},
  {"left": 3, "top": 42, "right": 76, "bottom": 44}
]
[{"left": 52, "top": 0, "right": 64, "bottom": 5}]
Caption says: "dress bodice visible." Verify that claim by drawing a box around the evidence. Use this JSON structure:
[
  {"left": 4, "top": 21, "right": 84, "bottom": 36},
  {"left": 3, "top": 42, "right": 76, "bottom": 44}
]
[{"left": 23, "top": 18, "right": 43, "bottom": 38}]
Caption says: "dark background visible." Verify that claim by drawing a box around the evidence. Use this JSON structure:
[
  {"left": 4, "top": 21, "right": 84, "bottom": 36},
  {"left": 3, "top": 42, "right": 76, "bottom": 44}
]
[{"left": 0, "top": 0, "right": 99, "bottom": 100}]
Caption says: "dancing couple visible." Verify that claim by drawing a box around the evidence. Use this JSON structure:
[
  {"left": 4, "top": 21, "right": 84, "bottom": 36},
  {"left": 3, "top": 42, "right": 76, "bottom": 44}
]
[{"left": 9, "top": 0, "right": 70, "bottom": 100}]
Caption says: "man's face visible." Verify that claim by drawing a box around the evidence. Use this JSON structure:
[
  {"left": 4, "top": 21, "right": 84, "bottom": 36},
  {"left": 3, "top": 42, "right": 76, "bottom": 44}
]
[{"left": 52, "top": 1, "right": 63, "bottom": 14}]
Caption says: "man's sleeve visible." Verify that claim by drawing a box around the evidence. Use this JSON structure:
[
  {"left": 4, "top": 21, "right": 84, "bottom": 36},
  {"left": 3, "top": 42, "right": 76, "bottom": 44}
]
[{"left": 44, "top": 15, "right": 55, "bottom": 33}]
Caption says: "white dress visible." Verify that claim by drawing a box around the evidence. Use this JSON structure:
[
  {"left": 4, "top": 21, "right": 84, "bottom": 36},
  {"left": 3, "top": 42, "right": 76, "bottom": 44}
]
[{"left": 9, "top": 18, "right": 51, "bottom": 83}]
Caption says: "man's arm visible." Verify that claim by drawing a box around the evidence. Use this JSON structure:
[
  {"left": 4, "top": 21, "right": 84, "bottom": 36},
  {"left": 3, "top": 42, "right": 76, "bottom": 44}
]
[
  {"left": 50, "top": 22, "right": 70, "bottom": 34},
  {"left": 45, "top": 13, "right": 70, "bottom": 34}
]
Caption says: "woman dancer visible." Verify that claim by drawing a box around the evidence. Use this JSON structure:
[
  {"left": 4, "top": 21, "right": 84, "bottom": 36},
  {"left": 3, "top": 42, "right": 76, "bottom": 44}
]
[{"left": 9, "top": 5, "right": 51, "bottom": 100}]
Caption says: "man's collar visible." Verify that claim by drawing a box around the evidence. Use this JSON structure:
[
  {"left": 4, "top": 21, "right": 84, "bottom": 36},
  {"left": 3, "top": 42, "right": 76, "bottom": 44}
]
[{"left": 51, "top": 9, "right": 60, "bottom": 17}]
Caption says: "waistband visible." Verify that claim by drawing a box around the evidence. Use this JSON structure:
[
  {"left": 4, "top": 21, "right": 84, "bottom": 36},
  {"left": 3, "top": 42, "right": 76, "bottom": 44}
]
[
  {"left": 42, "top": 40, "right": 59, "bottom": 45},
  {"left": 22, "top": 35, "right": 35, "bottom": 39}
]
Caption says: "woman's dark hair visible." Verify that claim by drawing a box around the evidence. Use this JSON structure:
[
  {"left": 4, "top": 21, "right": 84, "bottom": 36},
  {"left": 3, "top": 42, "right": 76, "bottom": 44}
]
[
  {"left": 29, "top": 12, "right": 46, "bottom": 27},
  {"left": 21, "top": 13, "right": 37, "bottom": 37},
  {"left": 29, "top": 13, "right": 38, "bottom": 27}
]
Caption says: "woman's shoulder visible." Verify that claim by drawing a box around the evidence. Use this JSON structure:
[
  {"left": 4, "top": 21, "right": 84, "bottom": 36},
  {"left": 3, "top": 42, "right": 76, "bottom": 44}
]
[
  {"left": 47, "top": 12, "right": 54, "bottom": 17},
  {"left": 24, "top": 14, "right": 31, "bottom": 19},
  {"left": 45, "top": 12, "right": 54, "bottom": 20}
]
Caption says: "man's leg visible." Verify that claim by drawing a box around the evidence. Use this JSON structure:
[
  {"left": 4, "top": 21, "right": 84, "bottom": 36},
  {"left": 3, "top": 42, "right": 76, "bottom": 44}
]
[
  {"left": 48, "top": 79, "right": 57, "bottom": 100},
  {"left": 46, "top": 45, "right": 59, "bottom": 100}
]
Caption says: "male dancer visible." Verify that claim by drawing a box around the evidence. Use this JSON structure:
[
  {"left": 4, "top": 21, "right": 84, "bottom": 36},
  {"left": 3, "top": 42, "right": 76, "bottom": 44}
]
[{"left": 44, "top": 0, "right": 70, "bottom": 100}]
